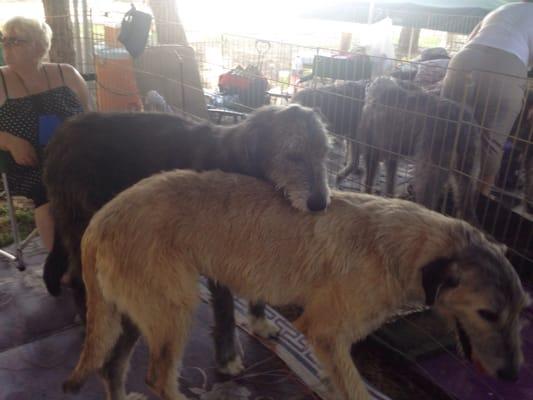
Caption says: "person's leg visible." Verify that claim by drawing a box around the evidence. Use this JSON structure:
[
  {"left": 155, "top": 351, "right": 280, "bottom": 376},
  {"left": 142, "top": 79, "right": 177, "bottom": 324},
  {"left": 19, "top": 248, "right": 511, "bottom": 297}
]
[
  {"left": 471, "top": 72, "right": 526, "bottom": 195},
  {"left": 442, "top": 45, "right": 527, "bottom": 195},
  {"left": 34, "top": 202, "right": 54, "bottom": 251},
  {"left": 441, "top": 49, "right": 476, "bottom": 105}
]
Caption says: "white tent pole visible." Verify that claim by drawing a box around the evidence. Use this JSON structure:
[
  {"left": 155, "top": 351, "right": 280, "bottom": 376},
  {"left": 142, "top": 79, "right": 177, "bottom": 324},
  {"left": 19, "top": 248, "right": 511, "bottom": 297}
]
[{"left": 368, "top": 0, "right": 375, "bottom": 24}]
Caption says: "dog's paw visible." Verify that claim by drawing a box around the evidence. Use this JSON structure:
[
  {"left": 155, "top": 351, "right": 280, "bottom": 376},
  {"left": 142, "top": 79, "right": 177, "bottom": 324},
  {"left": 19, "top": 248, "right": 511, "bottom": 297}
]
[
  {"left": 126, "top": 393, "right": 148, "bottom": 400},
  {"left": 218, "top": 355, "right": 244, "bottom": 376},
  {"left": 43, "top": 273, "right": 62, "bottom": 296},
  {"left": 320, "top": 374, "right": 333, "bottom": 391},
  {"left": 250, "top": 316, "right": 280, "bottom": 339}
]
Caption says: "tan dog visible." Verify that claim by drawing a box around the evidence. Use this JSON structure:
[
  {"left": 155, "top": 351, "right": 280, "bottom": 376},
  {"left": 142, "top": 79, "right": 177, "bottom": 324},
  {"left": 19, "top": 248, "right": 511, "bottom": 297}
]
[{"left": 63, "top": 170, "right": 529, "bottom": 400}]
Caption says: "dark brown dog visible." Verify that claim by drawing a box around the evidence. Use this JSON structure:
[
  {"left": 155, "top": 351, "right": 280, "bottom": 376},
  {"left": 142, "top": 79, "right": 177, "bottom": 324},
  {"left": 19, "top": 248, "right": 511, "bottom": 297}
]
[{"left": 43, "top": 104, "right": 330, "bottom": 374}]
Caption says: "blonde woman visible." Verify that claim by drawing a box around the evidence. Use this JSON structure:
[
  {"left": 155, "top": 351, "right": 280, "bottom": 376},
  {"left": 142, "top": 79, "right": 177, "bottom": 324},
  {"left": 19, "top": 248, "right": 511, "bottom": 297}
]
[
  {"left": 442, "top": 1, "right": 532, "bottom": 195},
  {"left": 0, "top": 17, "right": 91, "bottom": 252}
]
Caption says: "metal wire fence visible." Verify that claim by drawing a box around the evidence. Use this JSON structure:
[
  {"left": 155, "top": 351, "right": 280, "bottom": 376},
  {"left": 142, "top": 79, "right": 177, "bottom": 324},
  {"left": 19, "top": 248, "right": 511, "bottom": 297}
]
[
  {"left": 58, "top": 10, "right": 532, "bottom": 282},
  {"left": 3, "top": 6, "right": 532, "bottom": 398},
  {"left": 187, "top": 33, "right": 533, "bottom": 281}
]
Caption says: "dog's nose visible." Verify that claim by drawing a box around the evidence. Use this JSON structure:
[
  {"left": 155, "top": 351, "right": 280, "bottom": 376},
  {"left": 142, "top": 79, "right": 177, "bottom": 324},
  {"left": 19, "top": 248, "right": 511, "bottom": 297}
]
[
  {"left": 307, "top": 194, "right": 328, "bottom": 212},
  {"left": 497, "top": 366, "right": 519, "bottom": 382}
]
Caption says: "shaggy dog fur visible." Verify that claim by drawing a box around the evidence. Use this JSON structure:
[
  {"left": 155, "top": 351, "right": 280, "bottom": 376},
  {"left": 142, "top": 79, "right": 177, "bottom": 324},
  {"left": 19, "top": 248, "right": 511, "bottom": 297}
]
[
  {"left": 515, "top": 91, "right": 533, "bottom": 213},
  {"left": 499, "top": 91, "right": 533, "bottom": 214},
  {"left": 42, "top": 104, "right": 330, "bottom": 374},
  {"left": 63, "top": 169, "right": 529, "bottom": 400},
  {"left": 356, "top": 77, "right": 481, "bottom": 222},
  {"left": 292, "top": 80, "right": 369, "bottom": 182}
]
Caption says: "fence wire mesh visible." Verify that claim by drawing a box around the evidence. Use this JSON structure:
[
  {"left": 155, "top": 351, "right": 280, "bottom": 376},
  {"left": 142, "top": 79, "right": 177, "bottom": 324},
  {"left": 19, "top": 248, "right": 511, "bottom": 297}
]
[{"left": 2, "top": 5, "right": 532, "bottom": 399}]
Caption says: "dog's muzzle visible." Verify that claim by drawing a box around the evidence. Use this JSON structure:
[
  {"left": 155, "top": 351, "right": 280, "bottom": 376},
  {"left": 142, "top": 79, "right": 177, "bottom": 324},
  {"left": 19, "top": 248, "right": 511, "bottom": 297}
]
[{"left": 307, "top": 192, "right": 328, "bottom": 212}]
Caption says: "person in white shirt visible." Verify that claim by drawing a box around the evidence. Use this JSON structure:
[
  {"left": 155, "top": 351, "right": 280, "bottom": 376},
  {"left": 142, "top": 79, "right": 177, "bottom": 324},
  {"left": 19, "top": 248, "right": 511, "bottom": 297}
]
[{"left": 441, "top": 1, "right": 532, "bottom": 195}]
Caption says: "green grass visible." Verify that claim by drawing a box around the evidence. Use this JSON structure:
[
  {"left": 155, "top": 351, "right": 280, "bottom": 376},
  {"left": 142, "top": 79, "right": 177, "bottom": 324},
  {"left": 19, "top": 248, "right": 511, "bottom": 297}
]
[{"left": 0, "top": 204, "right": 35, "bottom": 248}]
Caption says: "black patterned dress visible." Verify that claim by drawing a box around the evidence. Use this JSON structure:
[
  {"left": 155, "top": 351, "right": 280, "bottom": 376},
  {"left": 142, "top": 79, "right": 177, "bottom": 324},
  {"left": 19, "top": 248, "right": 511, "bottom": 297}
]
[{"left": 0, "top": 65, "right": 84, "bottom": 205}]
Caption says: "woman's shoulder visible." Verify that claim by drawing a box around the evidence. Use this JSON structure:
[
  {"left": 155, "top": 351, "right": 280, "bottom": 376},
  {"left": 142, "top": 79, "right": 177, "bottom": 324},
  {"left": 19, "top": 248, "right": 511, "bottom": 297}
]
[
  {"left": 58, "top": 63, "right": 81, "bottom": 76},
  {"left": 42, "top": 63, "right": 84, "bottom": 92},
  {"left": 49, "top": 63, "right": 91, "bottom": 110},
  {"left": 41, "top": 62, "right": 76, "bottom": 77},
  {"left": 57, "top": 63, "right": 86, "bottom": 87}
]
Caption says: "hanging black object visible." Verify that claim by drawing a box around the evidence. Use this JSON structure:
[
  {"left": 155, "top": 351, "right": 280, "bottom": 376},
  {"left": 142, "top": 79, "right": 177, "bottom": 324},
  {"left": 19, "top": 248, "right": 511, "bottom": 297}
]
[{"left": 117, "top": 4, "right": 152, "bottom": 58}]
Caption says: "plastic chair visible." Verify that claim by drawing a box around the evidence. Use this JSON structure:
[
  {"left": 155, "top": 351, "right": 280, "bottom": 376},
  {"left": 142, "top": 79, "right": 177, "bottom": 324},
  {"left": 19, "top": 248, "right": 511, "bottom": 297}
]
[{"left": 0, "top": 151, "right": 38, "bottom": 271}]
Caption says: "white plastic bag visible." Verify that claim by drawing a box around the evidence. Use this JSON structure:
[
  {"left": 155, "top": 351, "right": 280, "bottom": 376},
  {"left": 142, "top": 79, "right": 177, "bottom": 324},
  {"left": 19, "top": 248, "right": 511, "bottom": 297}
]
[{"left": 360, "top": 17, "right": 396, "bottom": 77}]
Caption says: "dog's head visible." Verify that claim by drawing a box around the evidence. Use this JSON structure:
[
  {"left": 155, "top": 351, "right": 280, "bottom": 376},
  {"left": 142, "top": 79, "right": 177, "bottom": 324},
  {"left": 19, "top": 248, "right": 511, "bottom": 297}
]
[
  {"left": 422, "top": 231, "right": 530, "bottom": 381},
  {"left": 244, "top": 104, "right": 331, "bottom": 212}
]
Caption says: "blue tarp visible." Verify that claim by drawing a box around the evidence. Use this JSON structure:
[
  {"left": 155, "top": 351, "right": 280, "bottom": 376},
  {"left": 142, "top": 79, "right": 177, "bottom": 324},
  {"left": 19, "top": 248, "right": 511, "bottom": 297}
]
[
  {"left": 301, "top": 1, "right": 515, "bottom": 33},
  {"left": 355, "top": 1, "right": 509, "bottom": 10}
]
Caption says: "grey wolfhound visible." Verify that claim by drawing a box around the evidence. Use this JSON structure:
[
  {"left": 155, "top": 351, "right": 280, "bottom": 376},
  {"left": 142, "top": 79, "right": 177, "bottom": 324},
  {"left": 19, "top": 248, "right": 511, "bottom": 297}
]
[
  {"left": 356, "top": 76, "right": 481, "bottom": 222},
  {"left": 514, "top": 90, "right": 533, "bottom": 213},
  {"left": 292, "top": 80, "right": 369, "bottom": 182},
  {"left": 63, "top": 169, "right": 529, "bottom": 400},
  {"left": 42, "top": 104, "right": 330, "bottom": 375}
]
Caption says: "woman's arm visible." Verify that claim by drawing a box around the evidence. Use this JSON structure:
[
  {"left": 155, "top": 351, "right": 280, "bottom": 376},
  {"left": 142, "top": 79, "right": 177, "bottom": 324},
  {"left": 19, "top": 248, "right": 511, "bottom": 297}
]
[
  {"left": 0, "top": 69, "right": 38, "bottom": 166},
  {"left": 0, "top": 130, "right": 38, "bottom": 166},
  {"left": 61, "top": 63, "right": 93, "bottom": 112}
]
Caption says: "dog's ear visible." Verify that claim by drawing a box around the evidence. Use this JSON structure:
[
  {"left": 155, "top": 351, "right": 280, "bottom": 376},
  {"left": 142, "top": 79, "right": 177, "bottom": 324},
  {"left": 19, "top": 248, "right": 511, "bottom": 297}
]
[
  {"left": 486, "top": 234, "right": 508, "bottom": 255},
  {"left": 422, "top": 257, "right": 459, "bottom": 306},
  {"left": 494, "top": 242, "right": 507, "bottom": 255}
]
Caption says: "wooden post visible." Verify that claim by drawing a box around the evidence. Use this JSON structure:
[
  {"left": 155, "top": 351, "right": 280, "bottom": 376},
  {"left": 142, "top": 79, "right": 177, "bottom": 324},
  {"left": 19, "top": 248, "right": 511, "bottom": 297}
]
[
  {"left": 340, "top": 32, "right": 352, "bottom": 54},
  {"left": 42, "top": 0, "right": 76, "bottom": 65},
  {"left": 148, "top": 0, "right": 188, "bottom": 46},
  {"left": 398, "top": 26, "right": 420, "bottom": 59}
]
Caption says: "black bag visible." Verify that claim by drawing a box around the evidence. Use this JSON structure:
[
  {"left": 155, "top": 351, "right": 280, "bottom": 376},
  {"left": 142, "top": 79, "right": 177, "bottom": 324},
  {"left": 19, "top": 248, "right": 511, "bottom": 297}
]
[{"left": 118, "top": 4, "right": 152, "bottom": 58}]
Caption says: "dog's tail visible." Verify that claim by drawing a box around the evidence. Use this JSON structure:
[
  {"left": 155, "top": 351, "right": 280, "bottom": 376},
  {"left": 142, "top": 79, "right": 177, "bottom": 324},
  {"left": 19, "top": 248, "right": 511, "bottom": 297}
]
[
  {"left": 63, "top": 233, "right": 122, "bottom": 394},
  {"left": 42, "top": 229, "right": 69, "bottom": 296}
]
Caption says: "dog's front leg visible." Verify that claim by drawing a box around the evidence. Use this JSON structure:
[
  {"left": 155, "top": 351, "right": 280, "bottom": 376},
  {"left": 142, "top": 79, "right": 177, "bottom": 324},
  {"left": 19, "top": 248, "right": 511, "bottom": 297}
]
[
  {"left": 310, "top": 335, "right": 371, "bottom": 400},
  {"left": 384, "top": 157, "right": 398, "bottom": 197},
  {"left": 208, "top": 279, "right": 244, "bottom": 375},
  {"left": 293, "top": 312, "right": 370, "bottom": 400},
  {"left": 365, "top": 149, "right": 379, "bottom": 194},
  {"left": 337, "top": 140, "right": 362, "bottom": 185}
]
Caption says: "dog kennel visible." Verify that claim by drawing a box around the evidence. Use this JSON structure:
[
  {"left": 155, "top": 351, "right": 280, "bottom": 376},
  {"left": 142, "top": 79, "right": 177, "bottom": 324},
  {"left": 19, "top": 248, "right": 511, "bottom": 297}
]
[{"left": 1, "top": 2, "right": 532, "bottom": 400}]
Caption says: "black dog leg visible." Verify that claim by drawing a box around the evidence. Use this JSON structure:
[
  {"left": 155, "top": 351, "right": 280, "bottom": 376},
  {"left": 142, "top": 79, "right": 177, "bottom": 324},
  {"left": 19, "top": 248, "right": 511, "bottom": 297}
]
[
  {"left": 208, "top": 279, "right": 243, "bottom": 375},
  {"left": 42, "top": 230, "right": 69, "bottom": 296}
]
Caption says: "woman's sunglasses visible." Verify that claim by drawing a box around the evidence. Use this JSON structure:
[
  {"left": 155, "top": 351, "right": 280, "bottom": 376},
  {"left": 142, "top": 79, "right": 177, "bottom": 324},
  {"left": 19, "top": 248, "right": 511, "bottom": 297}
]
[{"left": 0, "top": 33, "right": 30, "bottom": 47}]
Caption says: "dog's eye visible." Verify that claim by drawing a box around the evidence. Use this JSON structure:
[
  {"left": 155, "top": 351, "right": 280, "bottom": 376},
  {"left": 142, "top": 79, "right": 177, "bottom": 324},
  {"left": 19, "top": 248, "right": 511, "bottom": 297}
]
[{"left": 478, "top": 309, "right": 499, "bottom": 323}]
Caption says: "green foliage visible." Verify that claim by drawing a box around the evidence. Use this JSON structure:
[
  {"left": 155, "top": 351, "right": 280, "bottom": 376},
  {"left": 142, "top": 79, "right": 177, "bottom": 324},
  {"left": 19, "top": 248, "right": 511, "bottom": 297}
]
[{"left": 0, "top": 204, "right": 35, "bottom": 248}]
